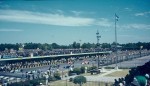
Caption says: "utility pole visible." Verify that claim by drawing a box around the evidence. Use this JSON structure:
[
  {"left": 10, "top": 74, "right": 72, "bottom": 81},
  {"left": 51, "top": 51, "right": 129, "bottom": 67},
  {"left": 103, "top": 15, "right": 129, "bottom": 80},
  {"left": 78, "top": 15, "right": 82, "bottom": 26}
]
[
  {"left": 79, "top": 40, "right": 82, "bottom": 53},
  {"left": 140, "top": 46, "right": 143, "bottom": 57},
  {"left": 115, "top": 13, "right": 119, "bottom": 70},
  {"left": 96, "top": 30, "right": 101, "bottom": 48},
  {"left": 96, "top": 30, "right": 101, "bottom": 68}
]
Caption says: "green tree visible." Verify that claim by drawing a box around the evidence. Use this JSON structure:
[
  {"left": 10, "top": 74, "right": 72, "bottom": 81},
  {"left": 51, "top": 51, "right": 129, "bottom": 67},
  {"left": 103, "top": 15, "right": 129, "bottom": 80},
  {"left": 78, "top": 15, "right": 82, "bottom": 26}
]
[
  {"left": 80, "top": 66, "right": 85, "bottom": 74},
  {"left": 81, "top": 43, "right": 94, "bottom": 49},
  {"left": 73, "top": 75, "right": 86, "bottom": 86},
  {"left": 42, "top": 43, "right": 52, "bottom": 50},
  {"left": 48, "top": 76, "right": 56, "bottom": 81},
  {"left": 73, "top": 68, "right": 81, "bottom": 75},
  {"left": 87, "top": 66, "right": 97, "bottom": 72},
  {"left": 29, "top": 79, "right": 41, "bottom": 86},
  {"left": 51, "top": 43, "right": 59, "bottom": 49},
  {"left": 90, "top": 66, "right": 97, "bottom": 70},
  {"left": 72, "top": 42, "right": 80, "bottom": 48},
  {"left": 54, "top": 72, "right": 61, "bottom": 80},
  {"left": 101, "top": 43, "right": 111, "bottom": 48}
]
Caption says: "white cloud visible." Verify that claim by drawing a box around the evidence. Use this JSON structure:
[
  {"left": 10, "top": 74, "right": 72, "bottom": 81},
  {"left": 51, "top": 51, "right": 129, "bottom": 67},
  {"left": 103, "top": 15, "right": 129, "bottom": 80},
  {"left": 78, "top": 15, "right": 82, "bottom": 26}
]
[
  {"left": 71, "top": 11, "right": 95, "bottom": 16},
  {"left": 96, "top": 18, "right": 113, "bottom": 27},
  {"left": 135, "top": 13, "right": 144, "bottom": 16},
  {"left": 124, "top": 7, "right": 132, "bottom": 11},
  {"left": 135, "top": 11, "right": 150, "bottom": 16},
  {"left": 0, "top": 29, "right": 23, "bottom": 32},
  {"left": 120, "top": 24, "right": 150, "bottom": 30},
  {"left": 71, "top": 11, "right": 82, "bottom": 16},
  {"left": 124, "top": 8, "right": 129, "bottom": 10},
  {"left": 0, "top": 10, "right": 95, "bottom": 26},
  {"left": 56, "top": 10, "right": 64, "bottom": 14},
  {"left": 1, "top": 9, "right": 149, "bottom": 30}
]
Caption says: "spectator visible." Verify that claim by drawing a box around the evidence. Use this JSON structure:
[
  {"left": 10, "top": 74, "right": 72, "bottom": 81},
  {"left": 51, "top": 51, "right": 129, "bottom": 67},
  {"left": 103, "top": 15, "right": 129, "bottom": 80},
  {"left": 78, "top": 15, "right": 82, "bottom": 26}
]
[{"left": 131, "top": 74, "right": 149, "bottom": 86}]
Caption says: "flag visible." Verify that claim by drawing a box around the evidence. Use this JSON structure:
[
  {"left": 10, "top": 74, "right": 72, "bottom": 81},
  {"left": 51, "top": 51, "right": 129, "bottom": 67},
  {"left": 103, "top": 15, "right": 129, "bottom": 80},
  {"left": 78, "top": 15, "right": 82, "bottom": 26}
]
[{"left": 115, "top": 13, "right": 119, "bottom": 21}]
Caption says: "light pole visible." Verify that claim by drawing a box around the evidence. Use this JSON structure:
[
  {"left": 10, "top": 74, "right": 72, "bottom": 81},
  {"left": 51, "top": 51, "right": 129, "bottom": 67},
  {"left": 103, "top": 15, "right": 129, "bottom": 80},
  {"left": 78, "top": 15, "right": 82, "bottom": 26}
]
[
  {"left": 79, "top": 40, "right": 82, "bottom": 53},
  {"left": 96, "top": 30, "right": 101, "bottom": 68},
  {"left": 45, "top": 74, "right": 49, "bottom": 86},
  {"left": 65, "top": 74, "right": 67, "bottom": 86},
  {"left": 140, "top": 46, "right": 143, "bottom": 57},
  {"left": 115, "top": 13, "right": 119, "bottom": 70},
  {"left": 96, "top": 30, "right": 101, "bottom": 49}
]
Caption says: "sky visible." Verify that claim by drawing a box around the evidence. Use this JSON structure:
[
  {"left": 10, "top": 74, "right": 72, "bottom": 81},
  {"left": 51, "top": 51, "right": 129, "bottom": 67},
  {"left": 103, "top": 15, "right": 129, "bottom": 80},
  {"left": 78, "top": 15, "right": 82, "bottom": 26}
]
[{"left": 0, "top": 0, "right": 150, "bottom": 45}]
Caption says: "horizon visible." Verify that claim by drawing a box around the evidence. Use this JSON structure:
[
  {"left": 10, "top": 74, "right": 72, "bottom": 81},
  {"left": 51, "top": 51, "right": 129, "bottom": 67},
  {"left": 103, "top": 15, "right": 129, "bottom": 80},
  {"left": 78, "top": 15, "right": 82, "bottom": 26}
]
[
  {"left": 0, "top": 41, "right": 149, "bottom": 46},
  {"left": 0, "top": 0, "right": 150, "bottom": 45}
]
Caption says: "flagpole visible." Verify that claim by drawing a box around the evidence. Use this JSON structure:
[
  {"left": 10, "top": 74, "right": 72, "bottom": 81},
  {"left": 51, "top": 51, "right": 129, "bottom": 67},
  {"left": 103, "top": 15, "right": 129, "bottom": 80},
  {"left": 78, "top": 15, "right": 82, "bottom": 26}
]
[{"left": 115, "top": 13, "right": 118, "bottom": 69}]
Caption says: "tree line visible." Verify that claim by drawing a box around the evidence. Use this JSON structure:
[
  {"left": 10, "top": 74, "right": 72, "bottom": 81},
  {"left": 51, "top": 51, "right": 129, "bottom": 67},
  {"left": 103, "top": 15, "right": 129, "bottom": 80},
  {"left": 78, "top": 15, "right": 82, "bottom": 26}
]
[{"left": 0, "top": 42, "right": 150, "bottom": 51}]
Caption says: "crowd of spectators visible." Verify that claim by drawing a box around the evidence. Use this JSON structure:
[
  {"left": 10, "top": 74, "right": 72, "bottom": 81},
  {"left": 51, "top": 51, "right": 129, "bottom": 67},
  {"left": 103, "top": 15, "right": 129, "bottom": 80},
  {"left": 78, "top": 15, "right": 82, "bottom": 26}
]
[
  {"left": 0, "top": 49, "right": 150, "bottom": 73},
  {"left": 114, "top": 60, "right": 150, "bottom": 86},
  {"left": 97, "top": 49, "right": 150, "bottom": 66},
  {"left": 0, "top": 48, "right": 104, "bottom": 59},
  {"left": 0, "top": 55, "right": 85, "bottom": 72}
]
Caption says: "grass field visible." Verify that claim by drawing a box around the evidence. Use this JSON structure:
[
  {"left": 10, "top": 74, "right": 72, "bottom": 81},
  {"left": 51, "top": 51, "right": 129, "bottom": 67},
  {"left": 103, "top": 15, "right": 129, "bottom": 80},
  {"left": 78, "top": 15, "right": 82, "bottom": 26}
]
[
  {"left": 49, "top": 80, "right": 113, "bottom": 86},
  {"left": 81, "top": 69, "right": 129, "bottom": 77},
  {"left": 105, "top": 69, "right": 129, "bottom": 77},
  {"left": 80, "top": 72, "right": 105, "bottom": 76},
  {"left": 47, "top": 69, "right": 129, "bottom": 86}
]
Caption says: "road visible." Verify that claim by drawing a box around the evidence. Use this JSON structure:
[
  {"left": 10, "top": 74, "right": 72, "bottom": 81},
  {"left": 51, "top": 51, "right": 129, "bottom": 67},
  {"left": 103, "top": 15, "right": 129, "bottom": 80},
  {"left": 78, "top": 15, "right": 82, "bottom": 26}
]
[
  {"left": 0, "top": 57, "right": 95, "bottom": 78},
  {"left": 107, "top": 55, "right": 150, "bottom": 68},
  {"left": 61, "top": 55, "right": 150, "bottom": 82},
  {"left": 0, "top": 55, "right": 150, "bottom": 83}
]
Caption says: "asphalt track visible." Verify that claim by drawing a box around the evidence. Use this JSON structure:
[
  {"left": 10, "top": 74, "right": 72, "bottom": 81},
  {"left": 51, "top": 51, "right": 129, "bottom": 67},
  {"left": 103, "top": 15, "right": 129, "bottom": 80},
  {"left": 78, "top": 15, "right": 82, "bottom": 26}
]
[
  {"left": 62, "top": 55, "right": 150, "bottom": 82},
  {"left": 107, "top": 55, "right": 150, "bottom": 68},
  {"left": 0, "top": 55, "right": 150, "bottom": 83}
]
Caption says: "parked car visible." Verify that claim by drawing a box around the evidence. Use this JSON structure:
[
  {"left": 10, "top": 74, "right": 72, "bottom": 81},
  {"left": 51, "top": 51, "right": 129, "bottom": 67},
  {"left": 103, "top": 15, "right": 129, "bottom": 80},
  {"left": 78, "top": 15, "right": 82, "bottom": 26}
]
[
  {"left": 64, "top": 65, "right": 70, "bottom": 69},
  {"left": 90, "top": 69, "right": 100, "bottom": 75}
]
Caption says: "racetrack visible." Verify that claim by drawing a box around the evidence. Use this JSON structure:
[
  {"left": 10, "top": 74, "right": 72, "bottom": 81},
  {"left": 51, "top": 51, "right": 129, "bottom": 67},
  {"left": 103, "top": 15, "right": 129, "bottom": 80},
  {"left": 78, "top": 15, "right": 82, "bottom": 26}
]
[{"left": 106, "top": 55, "right": 150, "bottom": 68}]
